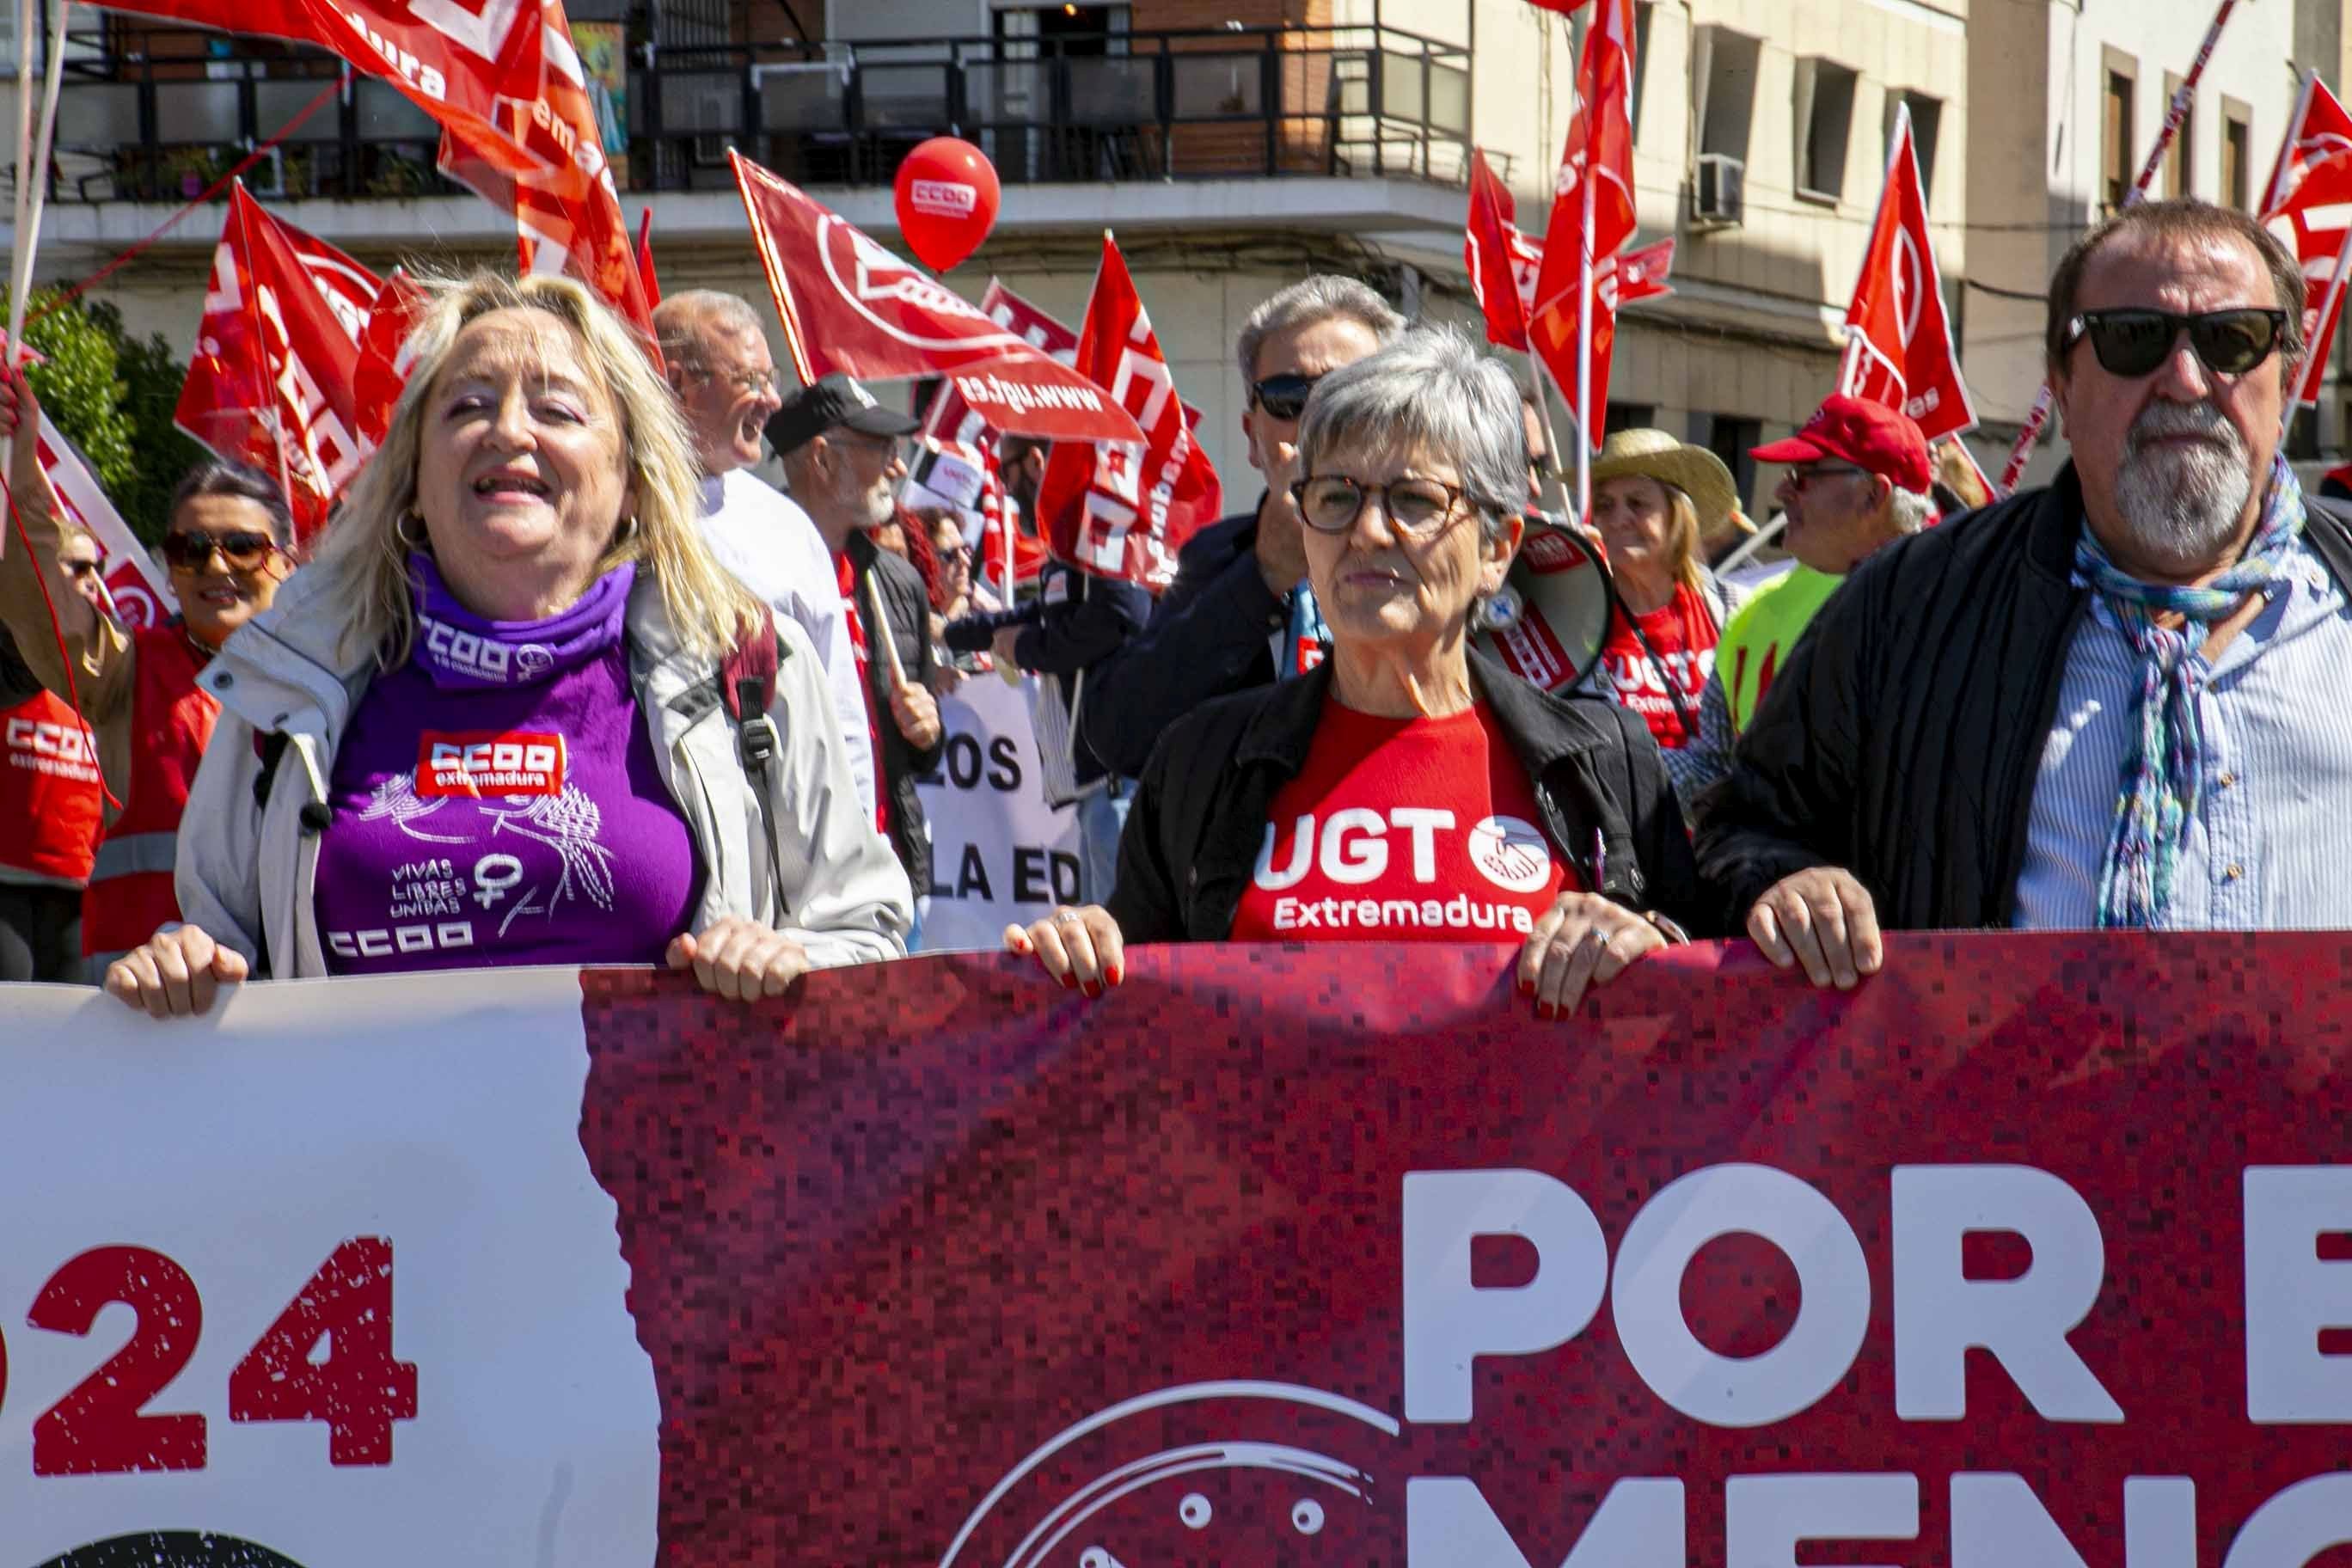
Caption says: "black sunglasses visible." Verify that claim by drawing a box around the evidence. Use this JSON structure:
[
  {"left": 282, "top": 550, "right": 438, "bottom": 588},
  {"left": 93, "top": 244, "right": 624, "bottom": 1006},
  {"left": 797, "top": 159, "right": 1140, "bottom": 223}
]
[
  {"left": 162, "top": 530, "right": 278, "bottom": 573},
  {"left": 2064, "top": 308, "right": 2288, "bottom": 378},
  {"left": 1249, "top": 372, "right": 1323, "bottom": 421}
]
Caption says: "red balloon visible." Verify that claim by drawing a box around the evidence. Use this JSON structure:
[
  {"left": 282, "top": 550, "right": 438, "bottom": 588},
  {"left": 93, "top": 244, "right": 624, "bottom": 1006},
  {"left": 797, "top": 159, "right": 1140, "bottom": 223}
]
[{"left": 893, "top": 137, "right": 1001, "bottom": 273}]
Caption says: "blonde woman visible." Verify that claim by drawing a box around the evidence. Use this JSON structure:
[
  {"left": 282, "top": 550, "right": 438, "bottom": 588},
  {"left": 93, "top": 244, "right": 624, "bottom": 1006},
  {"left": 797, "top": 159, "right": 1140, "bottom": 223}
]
[
  {"left": 1586, "top": 428, "right": 1743, "bottom": 750},
  {"left": 106, "top": 272, "right": 910, "bottom": 1016}
]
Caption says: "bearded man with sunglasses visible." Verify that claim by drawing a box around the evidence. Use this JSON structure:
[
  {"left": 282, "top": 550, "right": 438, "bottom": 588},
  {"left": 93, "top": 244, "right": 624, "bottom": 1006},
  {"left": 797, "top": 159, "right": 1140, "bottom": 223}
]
[
  {"left": 0, "top": 372, "right": 291, "bottom": 980},
  {"left": 1081, "top": 275, "right": 1405, "bottom": 781},
  {"left": 1698, "top": 199, "right": 2352, "bottom": 985}
]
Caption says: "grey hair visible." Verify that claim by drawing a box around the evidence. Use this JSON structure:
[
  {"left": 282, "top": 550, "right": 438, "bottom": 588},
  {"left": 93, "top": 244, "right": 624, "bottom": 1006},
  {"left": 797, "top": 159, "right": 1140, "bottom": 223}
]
[
  {"left": 1888, "top": 483, "right": 1936, "bottom": 535},
  {"left": 652, "top": 289, "right": 767, "bottom": 377},
  {"left": 1235, "top": 274, "right": 1406, "bottom": 388},
  {"left": 1294, "top": 325, "right": 1527, "bottom": 546}
]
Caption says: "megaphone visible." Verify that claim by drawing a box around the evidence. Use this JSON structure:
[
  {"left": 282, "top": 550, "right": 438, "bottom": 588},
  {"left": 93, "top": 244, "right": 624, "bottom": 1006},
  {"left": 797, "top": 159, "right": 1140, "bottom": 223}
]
[{"left": 1475, "top": 514, "right": 1615, "bottom": 693}]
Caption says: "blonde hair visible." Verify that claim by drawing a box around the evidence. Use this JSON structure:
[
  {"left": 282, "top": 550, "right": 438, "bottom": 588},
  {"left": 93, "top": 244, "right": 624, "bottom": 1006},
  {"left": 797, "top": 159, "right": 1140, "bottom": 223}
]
[
  {"left": 311, "top": 270, "right": 766, "bottom": 669},
  {"left": 1601, "top": 473, "right": 1707, "bottom": 600}
]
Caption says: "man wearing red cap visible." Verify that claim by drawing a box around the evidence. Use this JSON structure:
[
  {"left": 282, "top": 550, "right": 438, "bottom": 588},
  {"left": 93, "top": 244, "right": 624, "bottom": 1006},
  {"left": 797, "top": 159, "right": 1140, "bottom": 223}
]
[
  {"left": 1663, "top": 395, "right": 1935, "bottom": 812},
  {"left": 1700, "top": 198, "right": 2352, "bottom": 981}
]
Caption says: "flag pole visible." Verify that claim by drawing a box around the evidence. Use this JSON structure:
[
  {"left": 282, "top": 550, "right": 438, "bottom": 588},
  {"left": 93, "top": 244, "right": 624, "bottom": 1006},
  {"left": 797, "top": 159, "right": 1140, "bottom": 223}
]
[
  {"left": 1998, "top": 0, "right": 2240, "bottom": 496},
  {"left": 6, "top": 0, "right": 66, "bottom": 367},
  {"left": 1525, "top": 353, "right": 1570, "bottom": 493},
  {"left": 1573, "top": 160, "right": 1597, "bottom": 522}
]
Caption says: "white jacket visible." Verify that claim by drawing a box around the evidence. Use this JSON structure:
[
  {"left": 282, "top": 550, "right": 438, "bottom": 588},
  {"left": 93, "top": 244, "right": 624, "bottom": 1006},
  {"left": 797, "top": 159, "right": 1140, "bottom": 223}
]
[{"left": 175, "top": 558, "right": 912, "bottom": 977}]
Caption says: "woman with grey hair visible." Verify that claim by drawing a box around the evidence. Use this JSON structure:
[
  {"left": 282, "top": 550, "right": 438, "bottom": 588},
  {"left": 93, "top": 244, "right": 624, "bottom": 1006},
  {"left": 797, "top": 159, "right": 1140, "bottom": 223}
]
[{"left": 1007, "top": 327, "right": 1706, "bottom": 1015}]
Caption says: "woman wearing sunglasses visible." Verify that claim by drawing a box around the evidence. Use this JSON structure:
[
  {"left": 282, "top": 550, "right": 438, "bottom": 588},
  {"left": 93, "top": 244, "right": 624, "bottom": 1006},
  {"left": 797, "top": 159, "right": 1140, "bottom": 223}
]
[
  {"left": 101, "top": 272, "right": 910, "bottom": 1019},
  {"left": 0, "top": 372, "right": 292, "bottom": 981},
  {"left": 1005, "top": 328, "right": 1708, "bottom": 1016}
]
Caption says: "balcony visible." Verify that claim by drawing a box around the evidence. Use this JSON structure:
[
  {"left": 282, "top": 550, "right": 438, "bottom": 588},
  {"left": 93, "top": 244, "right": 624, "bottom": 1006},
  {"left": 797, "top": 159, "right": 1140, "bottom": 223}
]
[{"left": 34, "top": 22, "right": 1474, "bottom": 207}]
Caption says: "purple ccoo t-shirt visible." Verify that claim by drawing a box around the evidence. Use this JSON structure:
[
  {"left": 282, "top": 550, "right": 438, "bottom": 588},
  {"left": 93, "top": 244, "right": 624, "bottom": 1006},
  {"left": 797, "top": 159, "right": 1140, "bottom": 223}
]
[{"left": 311, "top": 558, "right": 701, "bottom": 973}]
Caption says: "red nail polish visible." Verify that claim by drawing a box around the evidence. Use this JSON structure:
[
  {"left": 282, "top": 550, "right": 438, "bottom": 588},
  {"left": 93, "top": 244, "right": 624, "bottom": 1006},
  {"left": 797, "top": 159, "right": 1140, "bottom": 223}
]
[
  {"left": 1060, "top": 973, "right": 1076, "bottom": 989},
  {"left": 1106, "top": 963, "right": 1123, "bottom": 987},
  {"left": 1517, "top": 977, "right": 1534, "bottom": 997}
]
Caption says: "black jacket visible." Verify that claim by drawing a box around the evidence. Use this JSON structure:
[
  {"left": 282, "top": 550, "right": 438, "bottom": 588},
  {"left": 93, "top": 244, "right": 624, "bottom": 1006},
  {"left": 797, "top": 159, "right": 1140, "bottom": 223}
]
[
  {"left": 1693, "top": 463, "right": 2352, "bottom": 933},
  {"left": 1014, "top": 557, "right": 1153, "bottom": 788},
  {"left": 845, "top": 531, "right": 944, "bottom": 893},
  {"left": 1106, "top": 647, "right": 1710, "bottom": 942},
  {"left": 1081, "top": 503, "right": 1302, "bottom": 779}
]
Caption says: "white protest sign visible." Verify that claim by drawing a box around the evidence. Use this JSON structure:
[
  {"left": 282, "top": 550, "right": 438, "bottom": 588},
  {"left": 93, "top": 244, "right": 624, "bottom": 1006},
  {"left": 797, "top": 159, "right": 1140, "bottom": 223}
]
[
  {"left": 915, "top": 671, "right": 1083, "bottom": 952},
  {"left": 0, "top": 971, "right": 658, "bottom": 1568}
]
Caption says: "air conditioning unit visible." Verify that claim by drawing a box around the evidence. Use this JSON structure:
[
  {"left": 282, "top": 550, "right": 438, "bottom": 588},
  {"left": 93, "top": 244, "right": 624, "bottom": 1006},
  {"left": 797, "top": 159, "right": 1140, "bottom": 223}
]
[{"left": 1694, "top": 153, "right": 1745, "bottom": 226}]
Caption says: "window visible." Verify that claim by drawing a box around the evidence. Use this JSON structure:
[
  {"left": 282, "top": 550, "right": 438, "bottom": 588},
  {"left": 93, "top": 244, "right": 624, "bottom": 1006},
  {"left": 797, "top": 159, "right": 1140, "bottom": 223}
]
[
  {"left": 1704, "top": 414, "right": 1763, "bottom": 506},
  {"left": 2103, "top": 51, "right": 2137, "bottom": 214},
  {"left": 2223, "top": 98, "right": 2252, "bottom": 210},
  {"left": 2289, "top": 406, "right": 2321, "bottom": 462},
  {"left": 1886, "top": 91, "right": 1942, "bottom": 205},
  {"left": 1630, "top": 3, "right": 1656, "bottom": 146},
  {"left": 1605, "top": 402, "right": 1657, "bottom": 435},
  {"left": 1794, "top": 58, "right": 1858, "bottom": 201},
  {"left": 1694, "top": 27, "right": 1761, "bottom": 162},
  {"left": 2163, "top": 73, "right": 2194, "bottom": 199}
]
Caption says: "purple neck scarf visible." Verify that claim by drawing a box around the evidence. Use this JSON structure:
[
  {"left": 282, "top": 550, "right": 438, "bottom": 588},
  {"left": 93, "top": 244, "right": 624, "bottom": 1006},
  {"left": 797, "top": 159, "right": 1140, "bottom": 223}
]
[{"left": 408, "top": 555, "right": 635, "bottom": 691}]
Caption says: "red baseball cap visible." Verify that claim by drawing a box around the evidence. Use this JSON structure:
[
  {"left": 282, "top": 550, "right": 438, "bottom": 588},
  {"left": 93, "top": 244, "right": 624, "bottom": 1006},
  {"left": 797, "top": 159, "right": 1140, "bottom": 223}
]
[{"left": 1750, "top": 395, "right": 1932, "bottom": 493}]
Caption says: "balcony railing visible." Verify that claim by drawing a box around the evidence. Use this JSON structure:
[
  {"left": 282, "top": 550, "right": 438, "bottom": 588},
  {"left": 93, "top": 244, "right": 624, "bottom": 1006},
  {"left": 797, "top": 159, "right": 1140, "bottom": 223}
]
[{"left": 34, "top": 23, "right": 1474, "bottom": 205}]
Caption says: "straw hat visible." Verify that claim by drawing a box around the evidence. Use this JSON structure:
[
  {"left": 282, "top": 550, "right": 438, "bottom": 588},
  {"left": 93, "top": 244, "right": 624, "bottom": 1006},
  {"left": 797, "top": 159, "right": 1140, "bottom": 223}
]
[{"left": 1587, "top": 428, "right": 1743, "bottom": 543}]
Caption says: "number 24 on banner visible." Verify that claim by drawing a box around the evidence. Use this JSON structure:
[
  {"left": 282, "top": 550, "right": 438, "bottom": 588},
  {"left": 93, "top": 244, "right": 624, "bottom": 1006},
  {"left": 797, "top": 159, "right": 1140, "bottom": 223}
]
[{"left": 0, "top": 1237, "right": 417, "bottom": 1475}]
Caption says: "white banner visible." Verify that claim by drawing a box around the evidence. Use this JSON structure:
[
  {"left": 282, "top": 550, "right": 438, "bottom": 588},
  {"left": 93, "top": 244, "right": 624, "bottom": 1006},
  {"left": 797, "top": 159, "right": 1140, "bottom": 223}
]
[
  {"left": 915, "top": 671, "right": 1082, "bottom": 952},
  {"left": 0, "top": 971, "right": 658, "bottom": 1568}
]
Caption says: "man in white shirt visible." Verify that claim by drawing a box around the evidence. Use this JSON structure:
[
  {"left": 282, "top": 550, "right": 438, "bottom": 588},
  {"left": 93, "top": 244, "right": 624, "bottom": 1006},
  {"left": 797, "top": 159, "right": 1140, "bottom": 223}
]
[{"left": 654, "top": 290, "right": 876, "bottom": 818}]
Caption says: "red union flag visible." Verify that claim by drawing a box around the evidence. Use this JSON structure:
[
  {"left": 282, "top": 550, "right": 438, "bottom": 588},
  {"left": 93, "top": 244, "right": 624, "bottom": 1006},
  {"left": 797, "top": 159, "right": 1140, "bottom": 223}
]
[
  {"left": 1838, "top": 104, "right": 1976, "bottom": 442},
  {"left": 1527, "top": 0, "right": 1638, "bottom": 450},
  {"left": 101, "top": 0, "right": 652, "bottom": 334},
  {"left": 176, "top": 185, "right": 381, "bottom": 541},
  {"left": 34, "top": 417, "right": 175, "bottom": 628},
  {"left": 918, "top": 279, "right": 1082, "bottom": 451},
  {"left": 1031, "top": 234, "right": 1222, "bottom": 587},
  {"left": 1466, "top": 148, "right": 1535, "bottom": 352},
  {"left": 2260, "top": 73, "right": 2352, "bottom": 407},
  {"left": 1616, "top": 235, "right": 1675, "bottom": 305},
  {"left": 354, "top": 269, "right": 432, "bottom": 450},
  {"left": 731, "top": 152, "right": 1142, "bottom": 445}
]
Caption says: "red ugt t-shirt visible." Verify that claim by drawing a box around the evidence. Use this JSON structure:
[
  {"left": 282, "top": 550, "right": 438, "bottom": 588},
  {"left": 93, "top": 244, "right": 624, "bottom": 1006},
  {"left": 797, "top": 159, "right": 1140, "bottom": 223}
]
[
  {"left": 1597, "top": 579, "right": 1719, "bottom": 750},
  {"left": 1228, "top": 699, "right": 1577, "bottom": 943}
]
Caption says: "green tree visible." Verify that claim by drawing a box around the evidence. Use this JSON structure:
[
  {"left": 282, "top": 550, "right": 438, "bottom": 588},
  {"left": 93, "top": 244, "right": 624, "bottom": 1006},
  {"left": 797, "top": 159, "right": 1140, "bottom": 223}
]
[{"left": 1, "top": 289, "right": 205, "bottom": 545}]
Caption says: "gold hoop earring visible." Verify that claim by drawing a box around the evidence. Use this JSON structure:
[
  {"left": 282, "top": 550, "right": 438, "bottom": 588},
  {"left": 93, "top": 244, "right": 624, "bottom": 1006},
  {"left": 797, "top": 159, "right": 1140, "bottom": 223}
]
[{"left": 395, "top": 511, "right": 429, "bottom": 550}]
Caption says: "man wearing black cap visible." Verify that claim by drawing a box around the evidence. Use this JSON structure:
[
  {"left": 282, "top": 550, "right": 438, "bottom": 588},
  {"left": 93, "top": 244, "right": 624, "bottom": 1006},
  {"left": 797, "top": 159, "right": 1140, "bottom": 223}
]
[{"left": 770, "top": 373, "right": 945, "bottom": 940}]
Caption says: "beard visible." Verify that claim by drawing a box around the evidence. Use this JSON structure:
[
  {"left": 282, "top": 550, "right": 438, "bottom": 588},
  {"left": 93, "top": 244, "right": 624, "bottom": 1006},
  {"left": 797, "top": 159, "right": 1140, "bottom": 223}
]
[{"left": 2110, "top": 401, "right": 2256, "bottom": 567}]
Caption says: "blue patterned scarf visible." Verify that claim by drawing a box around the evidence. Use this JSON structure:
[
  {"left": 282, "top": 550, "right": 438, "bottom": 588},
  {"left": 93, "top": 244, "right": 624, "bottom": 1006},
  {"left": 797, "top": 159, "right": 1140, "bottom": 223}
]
[{"left": 2074, "top": 454, "right": 2305, "bottom": 928}]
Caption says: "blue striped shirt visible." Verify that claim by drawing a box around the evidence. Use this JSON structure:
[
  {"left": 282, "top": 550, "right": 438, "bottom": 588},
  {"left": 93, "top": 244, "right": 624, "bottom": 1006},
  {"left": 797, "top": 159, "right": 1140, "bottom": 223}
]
[{"left": 2012, "top": 529, "right": 2352, "bottom": 929}]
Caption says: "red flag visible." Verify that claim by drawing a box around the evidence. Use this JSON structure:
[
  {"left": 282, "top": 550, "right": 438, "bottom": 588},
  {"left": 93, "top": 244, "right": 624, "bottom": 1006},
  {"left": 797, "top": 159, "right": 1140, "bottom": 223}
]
[
  {"left": 353, "top": 269, "right": 430, "bottom": 451},
  {"left": 2260, "top": 74, "right": 2352, "bottom": 407},
  {"left": 732, "top": 152, "right": 1142, "bottom": 445},
  {"left": 1837, "top": 105, "right": 1976, "bottom": 442},
  {"left": 1616, "top": 236, "right": 1675, "bottom": 305},
  {"left": 1522, "top": 0, "right": 1593, "bottom": 10},
  {"left": 34, "top": 415, "right": 175, "bottom": 628},
  {"left": 1466, "top": 148, "right": 1533, "bottom": 352},
  {"left": 634, "top": 210, "right": 661, "bottom": 309},
  {"left": 101, "top": 0, "right": 652, "bottom": 336},
  {"left": 175, "top": 185, "right": 380, "bottom": 542},
  {"left": 1527, "top": 0, "right": 1639, "bottom": 450},
  {"left": 919, "top": 279, "right": 1081, "bottom": 450},
  {"left": 1031, "top": 234, "right": 1223, "bottom": 588}
]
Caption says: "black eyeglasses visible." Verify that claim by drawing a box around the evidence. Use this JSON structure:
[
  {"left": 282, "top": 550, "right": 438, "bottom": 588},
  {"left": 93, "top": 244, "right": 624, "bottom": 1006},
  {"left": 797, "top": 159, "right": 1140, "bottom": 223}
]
[
  {"left": 1249, "top": 372, "right": 1323, "bottom": 421},
  {"left": 1290, "top": 475, "right": 1474, "bottom": 536},
  {"left": 2064, "top": 308, "right": 2288, "bottom": 378},
  {"left": 162, "top": 530, "right": 278, "bottom": 574}
]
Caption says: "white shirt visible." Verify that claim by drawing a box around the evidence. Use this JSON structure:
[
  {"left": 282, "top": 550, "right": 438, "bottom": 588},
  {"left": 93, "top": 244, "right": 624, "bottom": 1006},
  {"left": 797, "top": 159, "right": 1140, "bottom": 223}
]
[{"left": 697, "top": 469, "right": 878, "bottom": 820}]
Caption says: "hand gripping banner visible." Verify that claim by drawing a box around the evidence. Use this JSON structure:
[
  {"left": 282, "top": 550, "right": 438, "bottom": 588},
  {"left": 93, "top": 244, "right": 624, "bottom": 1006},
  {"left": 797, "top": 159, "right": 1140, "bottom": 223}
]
[{"left": 11, "top": 934, "right": 2352, "bottom": 1564}]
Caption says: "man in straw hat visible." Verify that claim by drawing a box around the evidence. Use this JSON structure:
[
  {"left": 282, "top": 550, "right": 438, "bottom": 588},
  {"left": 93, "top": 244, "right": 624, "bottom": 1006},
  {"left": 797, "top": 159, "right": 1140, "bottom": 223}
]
[
  {"left": 1586, "top": 427, "right": 1745, "bottom": 752},
  {"left": 1662, "top": 394, "right": 1936, "bottom": 812}
]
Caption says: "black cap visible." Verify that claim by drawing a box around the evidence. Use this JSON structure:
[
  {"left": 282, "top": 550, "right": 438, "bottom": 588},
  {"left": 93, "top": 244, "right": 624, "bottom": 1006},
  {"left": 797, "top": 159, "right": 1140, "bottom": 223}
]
[{"left": 765, "top": 371, "right": 921, "bottom": 456}]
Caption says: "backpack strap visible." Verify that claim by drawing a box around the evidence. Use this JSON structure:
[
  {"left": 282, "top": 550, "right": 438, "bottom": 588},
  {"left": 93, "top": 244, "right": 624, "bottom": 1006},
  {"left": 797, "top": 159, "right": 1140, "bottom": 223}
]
[{"left": 719, "top": 627, "right": 791, "bottom": 908}]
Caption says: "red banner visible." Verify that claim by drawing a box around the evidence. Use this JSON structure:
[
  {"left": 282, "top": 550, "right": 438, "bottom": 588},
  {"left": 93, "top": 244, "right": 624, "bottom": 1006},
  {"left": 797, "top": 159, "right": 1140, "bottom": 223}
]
[
  {"left": 1839, "top": 104, "right": 1975, "bottom": 441},
  {"left": 919, "top": 279, "right": 1081, "bottom": 451},
  {"left": 2260, "top": 73, "right": 2352, "bottom": 408},
  {"left": 732, "top": 153, "right": 1142, "bottom": 446},
  {"left": 1527, "top": 0, "right": 1639, "bottom": 451},
  {"left": 176, "top": 185, "right": 381, "bottom": 541},
  {"left": 352, "top": 269, "right": 430, "bottom": 451},
  {"left": 1466, "top": 148, "right": 1535, "bottom": 352},
  {"left": 575, "top": 933, "right": 2352, "bottom": 1565},
  {"left": 1031, "top": 234, "right": 1222, "bottom": 587}
]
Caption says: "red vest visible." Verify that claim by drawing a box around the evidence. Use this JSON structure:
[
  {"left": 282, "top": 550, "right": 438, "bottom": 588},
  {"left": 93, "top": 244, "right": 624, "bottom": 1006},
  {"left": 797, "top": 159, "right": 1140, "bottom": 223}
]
[
  {"left": 0, "top": 688, "right": 102, "bottom": 885},
  {"left": 82, "top": 628, "right": 217, "bottom": 959}
]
